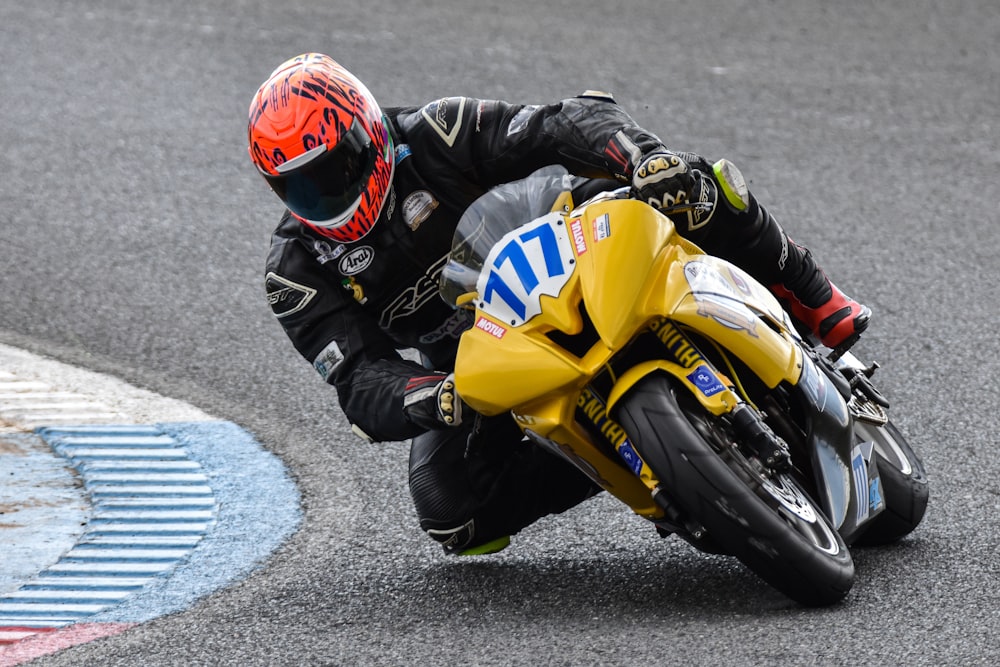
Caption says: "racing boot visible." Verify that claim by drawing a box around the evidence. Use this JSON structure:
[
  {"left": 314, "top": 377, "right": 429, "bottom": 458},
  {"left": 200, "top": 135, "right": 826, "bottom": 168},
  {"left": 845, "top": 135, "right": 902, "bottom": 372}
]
[
  {"left": 714, "top": 197, "right": 871, "bottom": 352},
  {"left": 769, "top": 250, "right": 872, "bottom": 351}
]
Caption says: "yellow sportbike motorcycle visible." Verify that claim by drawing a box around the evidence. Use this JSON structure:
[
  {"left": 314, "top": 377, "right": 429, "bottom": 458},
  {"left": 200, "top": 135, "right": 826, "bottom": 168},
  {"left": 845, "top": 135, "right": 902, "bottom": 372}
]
[{"left": 440, "top": 166, "right": 928, "bottom": 606}]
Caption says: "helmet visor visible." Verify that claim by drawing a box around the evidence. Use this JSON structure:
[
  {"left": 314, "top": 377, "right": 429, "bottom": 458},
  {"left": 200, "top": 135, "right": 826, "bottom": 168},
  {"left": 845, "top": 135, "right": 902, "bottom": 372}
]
[{"left": 263, "top": 118, "right": 378, "bottom": 226}]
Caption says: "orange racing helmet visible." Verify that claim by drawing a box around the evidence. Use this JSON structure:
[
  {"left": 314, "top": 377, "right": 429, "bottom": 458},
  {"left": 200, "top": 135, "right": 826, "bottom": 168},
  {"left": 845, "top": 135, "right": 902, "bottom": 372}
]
[{"left": 248, "top": 53, "right": 393, "bottom": 243}]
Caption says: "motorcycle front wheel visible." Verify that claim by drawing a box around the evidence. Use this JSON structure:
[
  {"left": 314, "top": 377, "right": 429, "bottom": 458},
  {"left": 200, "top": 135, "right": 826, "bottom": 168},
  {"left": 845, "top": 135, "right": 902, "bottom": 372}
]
[{"left": 613, "top": 373, "right": 855, "bottom": 607}]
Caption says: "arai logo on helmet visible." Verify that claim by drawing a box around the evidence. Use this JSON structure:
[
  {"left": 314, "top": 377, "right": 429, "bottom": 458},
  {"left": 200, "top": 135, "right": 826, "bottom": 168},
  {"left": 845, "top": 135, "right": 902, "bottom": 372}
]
[{"left": 338, "top": 246, "right": 375, "bottom": 276}]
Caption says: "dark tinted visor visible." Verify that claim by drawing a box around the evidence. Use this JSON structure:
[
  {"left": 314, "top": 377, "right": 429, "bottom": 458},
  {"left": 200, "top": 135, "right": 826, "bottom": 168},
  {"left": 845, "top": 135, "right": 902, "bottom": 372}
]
[{"left": 263, "top": 118, "right": 377, "bottom": 224}]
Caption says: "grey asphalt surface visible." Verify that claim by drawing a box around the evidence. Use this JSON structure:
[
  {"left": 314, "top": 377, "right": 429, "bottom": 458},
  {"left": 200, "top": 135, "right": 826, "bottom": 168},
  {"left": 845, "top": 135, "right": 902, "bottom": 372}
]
[{"left": 2, "top": 0, "right": 998, "bottom": 664}]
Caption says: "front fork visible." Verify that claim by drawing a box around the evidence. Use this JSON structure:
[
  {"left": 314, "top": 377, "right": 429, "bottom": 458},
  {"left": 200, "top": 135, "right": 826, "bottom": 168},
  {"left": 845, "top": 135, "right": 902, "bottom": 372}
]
[{"left": 605, "top": 320, "right": 791, "bottom": 473}]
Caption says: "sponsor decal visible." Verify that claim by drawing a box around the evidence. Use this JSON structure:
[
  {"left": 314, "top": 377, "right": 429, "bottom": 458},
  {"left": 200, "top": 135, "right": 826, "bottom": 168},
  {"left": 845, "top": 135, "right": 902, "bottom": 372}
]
[
  {"left": 426, "top": 519, "right": 475, "bottom": 551},
  {"left": 593, "top": 213, "right": 611, "bottom": 242},
  {"left": 265, "top": 272, "right": 317, "bottom": 318},
  {"left": 420, "top": 97, "right": 465, "bottom": 147},
  {"left": 617, "top": 439, "right": 643, "bottom": 475},
  {"left": 313, "top": 239, "right": 346, "bottom": 265},
  {"left": 475, "top": 316, "right": 507, "bottom": 339},
  {"left": 569, "top": 218, "right": 588, "bottom": 256},
  {"left": 383, "top": 184, "right": 396, "bottom": 221},
  {"left": 684, "top": 260, "right": 760, "bottom": 335},
  {"left": 576, "top": 387, "right": 637, "bottom": 473},
  {"left": 686, "top": 176, "right": 719, "bottom": 231},
  {"left": 338, "top": 245, "right": 375, "bottom": 276},
  {"left": 777, "top": 224, "right": 789, "bottom": 270},
  {"left": 870, "top": 478, "right": 883, "bottom": 512},
  {"left": 341, "top": 277, "right": 366, "bottom": 304},
  {"left": 475, "top": 213, "right": 575, "bottom": 327},
  {"left": 380, "top": 255, "right": 448, "bottom": 327},
  {"left": 395, "top": 143, "right": 412, "bottom": 162},
  {"left": 728, "top": 267, "right": 752, "bottom": 296},
  {"left": 851, "top": 449, "right": 870, "bottom": 523},
  {"left": 649, "top": 318, "right": 704, "bottom": 368},
  {"left": 313, "top": 340, "right": 345, "bottom": 380},
  {"left": 687, "top": 364, "right": 726, "bottom": 397},
  {"left": 402, "top": 190, "right": 439, "bottom": 231}
]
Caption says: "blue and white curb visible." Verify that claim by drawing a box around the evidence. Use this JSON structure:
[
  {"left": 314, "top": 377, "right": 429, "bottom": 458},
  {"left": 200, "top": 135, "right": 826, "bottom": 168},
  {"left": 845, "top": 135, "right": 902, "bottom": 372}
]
[
  {"left": 0, "top": 425, "right": 216, "bottom": 630},
  {"left": 0, "top": 343, "right": 301, "bottom": 658}
]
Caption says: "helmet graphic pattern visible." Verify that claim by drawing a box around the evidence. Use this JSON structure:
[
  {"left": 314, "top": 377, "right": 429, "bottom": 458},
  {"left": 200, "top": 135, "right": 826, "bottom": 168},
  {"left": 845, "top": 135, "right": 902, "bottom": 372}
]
[{"left": 248, "top": 53, "right": 393, "bottom": 243}]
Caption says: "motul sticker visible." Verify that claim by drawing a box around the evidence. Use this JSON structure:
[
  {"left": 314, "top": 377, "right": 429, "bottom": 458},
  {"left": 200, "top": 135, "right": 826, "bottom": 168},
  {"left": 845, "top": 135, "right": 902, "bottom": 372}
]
[
  {"left": 475, "top": 316, "right": 507, "bottom": 339},
  {"left": 338, "top": 246, "right": 375, "bottom": 276},
  {"left": 265, "top": 272, "right": 317, "bottom": 319},
  {"left": 569, "top": 218, "right": 587, "bottom": 255}
]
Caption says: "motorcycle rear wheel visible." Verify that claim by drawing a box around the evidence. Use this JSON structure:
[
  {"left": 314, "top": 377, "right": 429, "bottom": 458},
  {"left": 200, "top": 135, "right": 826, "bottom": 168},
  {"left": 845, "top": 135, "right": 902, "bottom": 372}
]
[
  {"left": 851, "top": 418, "right": 929, "bottom": 546},
  {"left": 614, "top": 373, "right": 855, "bottom": 607}
]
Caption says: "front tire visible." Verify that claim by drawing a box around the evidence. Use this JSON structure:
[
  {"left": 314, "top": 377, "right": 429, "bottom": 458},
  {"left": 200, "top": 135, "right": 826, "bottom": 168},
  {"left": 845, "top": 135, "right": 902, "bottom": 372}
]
[{"left": 613, "top": 373, "right": 854, "bottom": 606}]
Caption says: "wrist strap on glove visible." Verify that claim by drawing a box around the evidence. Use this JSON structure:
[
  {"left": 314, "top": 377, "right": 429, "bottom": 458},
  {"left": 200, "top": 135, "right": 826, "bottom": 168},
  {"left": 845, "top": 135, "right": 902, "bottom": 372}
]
[{"left": 403, "top": 372, "right": 464, "bottom": 429}]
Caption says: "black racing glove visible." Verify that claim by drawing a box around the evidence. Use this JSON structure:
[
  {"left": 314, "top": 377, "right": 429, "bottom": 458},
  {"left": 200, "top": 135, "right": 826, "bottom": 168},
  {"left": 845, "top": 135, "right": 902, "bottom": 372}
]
[
  {"left": 631, "top": 150, "right": 698, "bottom": 211},
  {"left": 403, "top": 372, "right": 466, "bottom": 430}
]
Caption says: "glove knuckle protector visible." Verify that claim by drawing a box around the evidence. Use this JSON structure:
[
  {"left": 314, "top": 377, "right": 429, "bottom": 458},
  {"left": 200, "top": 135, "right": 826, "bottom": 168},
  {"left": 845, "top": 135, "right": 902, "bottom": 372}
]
[{"left": 631, "top": 150, "right": 695, "bottom": 210}]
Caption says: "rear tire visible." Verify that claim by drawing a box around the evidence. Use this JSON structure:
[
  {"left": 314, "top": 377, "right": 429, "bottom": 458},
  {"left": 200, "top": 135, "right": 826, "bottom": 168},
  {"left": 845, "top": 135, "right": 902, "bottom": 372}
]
[
  {"left": 851, "top": 418, "right": 929, "bottom": 546},
  {"left": 613, "top": 373, "right": 854, "bottom": 606}
]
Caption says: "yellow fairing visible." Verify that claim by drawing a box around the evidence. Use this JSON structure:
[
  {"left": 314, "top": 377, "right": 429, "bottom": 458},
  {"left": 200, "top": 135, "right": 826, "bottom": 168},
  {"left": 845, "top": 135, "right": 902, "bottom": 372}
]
[{"left": 453, "top": 198, "right": 804, "bottom": 518}]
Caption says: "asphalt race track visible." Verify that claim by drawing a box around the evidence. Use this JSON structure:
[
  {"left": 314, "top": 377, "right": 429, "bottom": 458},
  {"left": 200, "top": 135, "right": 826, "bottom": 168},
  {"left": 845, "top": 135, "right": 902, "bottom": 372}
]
[{"left": 2, "top": 1, "right": 999, "bottom": 664}]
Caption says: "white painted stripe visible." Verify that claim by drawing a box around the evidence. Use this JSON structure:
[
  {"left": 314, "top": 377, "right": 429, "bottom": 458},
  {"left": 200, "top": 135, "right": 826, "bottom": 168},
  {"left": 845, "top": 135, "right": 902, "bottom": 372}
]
[
  {"left": 93, "top": 498, "right": 215, "bottom": 509},
  {"left": 15, "top": 413, "right": 122, "bottom": 423},
  {"left": 0, "top": 619, "right": 74, "bottom": 628},
  {"left": 0, "top": 391, "right": 87, "bottom": 400},
  {"left": 46, "top": 562, "right": 175, "bottom": 575},
  {"left": 0, "top": 602, "right": 109, "bottom": 614},
  {"left": 91, "top": 510, "right": 214, "bottom": 521},
  {"left": 88, "top": 484, "right": 214, "bottom": 496},
  {"left": 79, "top": 460, "right": 203, "bottom": 470},
  {"left": 65, "top": 548, "right": 192, "bottom": 561},
  {"left": 0, "top": 343, "right": 299, "bottom": 641},
  {"left": 3, "top": 590, "right": 133, "bottom": 602},
  {"left": 55, "top": 433, "right": 176, "bottom": 443},
  {"left": 0, "top": 381, "right": 51, "bottom": 392},
  {"left": 62, "top": 448, "right": 188, "bottom": 459},
  {"left": 1, "top": 401, "right": 110, "bottom": 411},
  {"left": 85, "top": 472, "right": 210, "bottom": 483},
  {"left": 87, "top": 484, "right": 212, "bottom": 498},
  {"left": 80, "top": 535, "right": 203, "bottom": 547},
  {"left": 25, "top": 577, "right": 152, "bottom": 589},
  {"left": 85, "top": 522, "right": 212, "bottom": 534}
]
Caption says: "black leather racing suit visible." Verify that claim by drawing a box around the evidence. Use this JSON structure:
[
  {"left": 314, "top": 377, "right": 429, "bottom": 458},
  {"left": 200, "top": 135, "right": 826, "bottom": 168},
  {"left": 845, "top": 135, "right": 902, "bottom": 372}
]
[{"left": 264, "top": 93, "right": 781, "bottom": 552}]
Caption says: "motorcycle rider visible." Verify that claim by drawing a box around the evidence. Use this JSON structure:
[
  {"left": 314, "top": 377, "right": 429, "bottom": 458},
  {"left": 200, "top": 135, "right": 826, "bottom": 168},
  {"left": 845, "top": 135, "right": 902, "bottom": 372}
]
[{"left": 250, "top": 53, "right": 870, "bottom": 555}]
